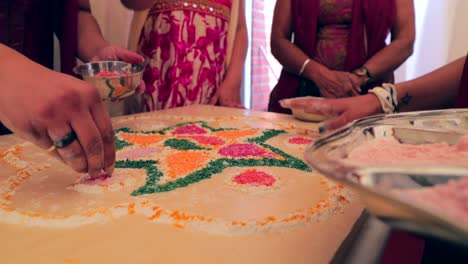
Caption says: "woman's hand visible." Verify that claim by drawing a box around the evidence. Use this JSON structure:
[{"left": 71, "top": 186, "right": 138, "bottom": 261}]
[
  {"left": 280, "top": 94, "right": 382, "bottom": 131},
  {"left": 90, "top": 45, "right": 144, "bottom": 64},
  {"left": 312, "top": 68, "right": 361, "bottom": 98},
  {"left": 0, "top": 46, "right": 115, "bottom": 177},
  {"left": 91, "top": 45, "right": 146, "bottom": 95},
  {"left": 209, "top": 82, "right": 245, "bottom": 109}
]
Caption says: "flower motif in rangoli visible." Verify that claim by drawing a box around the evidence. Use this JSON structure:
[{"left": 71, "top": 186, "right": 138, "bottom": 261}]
[{"left": 113, "top": 121, "right": 311, "bottom": 195}]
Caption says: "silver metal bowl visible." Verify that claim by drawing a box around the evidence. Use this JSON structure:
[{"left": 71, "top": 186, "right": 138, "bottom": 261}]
[{"left": 73, "top": 61, "right": 144, "bottom": 100}]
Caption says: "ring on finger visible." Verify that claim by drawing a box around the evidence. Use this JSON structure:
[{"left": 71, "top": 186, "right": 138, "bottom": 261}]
[{"left": 47, "top": 131, "right": 78, "bottom": 152}]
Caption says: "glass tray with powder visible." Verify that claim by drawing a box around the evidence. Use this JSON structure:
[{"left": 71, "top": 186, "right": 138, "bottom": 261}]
[{"left": 305, "top": 109, "right": 468, "bottom": 247}]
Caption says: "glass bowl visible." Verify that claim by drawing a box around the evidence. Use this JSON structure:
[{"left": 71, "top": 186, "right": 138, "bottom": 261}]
[
  {"left": 304, "top": 109, "right": 468, "bottom": 246},
  {"left": 73, "top": 61, "right": 144, "bottom": 100}
]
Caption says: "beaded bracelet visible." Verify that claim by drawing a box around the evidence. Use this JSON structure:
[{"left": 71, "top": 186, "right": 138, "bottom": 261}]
[{"left": 368, "top": 83, "right": 398, "bottom": 114}]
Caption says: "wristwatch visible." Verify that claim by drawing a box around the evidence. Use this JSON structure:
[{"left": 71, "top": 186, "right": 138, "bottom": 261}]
[{"left": 352, "top": 66, "right": 371, "bottom": 83}]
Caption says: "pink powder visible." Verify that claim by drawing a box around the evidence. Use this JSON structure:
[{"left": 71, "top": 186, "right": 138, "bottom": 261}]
[
  {"left": 80, "top": 172, "right": 124, "bottom": 185},
  {"left": 397, "top": 177, "right": 468, "bottom": 221},
  {"left": 218, "top": 143, "right": 267, "bottom": 157},
  {"left": 187, "top": 136, "right": 225, "bottom": 146},
  {"left": 233, "top": 170, "right": 276, "bottom": 186},
  {"left": 116, "top": 148, "right": 161, "bottom": 160},
  {"left": 456, "top": 134, "right": 468, "bottom": 151},
  {"left": 173, "top": 125, "right": 207, "bottom": 135},
  {"left": 346, "top": 136, "right": 468, "bottom": 166},
  {"left": 288, "top": 137, "right": 313, "bottom": 145}
]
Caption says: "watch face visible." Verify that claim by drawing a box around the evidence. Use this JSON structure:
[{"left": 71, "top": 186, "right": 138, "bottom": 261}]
[
  {"left": 354, "top": 67, "right": 367, "bottom": 76},
  {"left": 354, "top": 68, "right": 367, "bottom": 76}
]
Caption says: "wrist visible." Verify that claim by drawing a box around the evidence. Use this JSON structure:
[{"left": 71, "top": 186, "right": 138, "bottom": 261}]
[
  {"left": 305, "top": 62, "right": 327, "bottom": 81},
  {"left": 363, "top": 94, "right": 384, "bottom": 114},
  {"left": 352, "top": 66, "right": 371, "bottom": 84}
]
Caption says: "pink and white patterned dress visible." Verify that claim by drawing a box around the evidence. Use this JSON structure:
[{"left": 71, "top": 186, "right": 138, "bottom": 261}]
[{"left": 138, "top": 0, "right": 231, "bottom": 111}]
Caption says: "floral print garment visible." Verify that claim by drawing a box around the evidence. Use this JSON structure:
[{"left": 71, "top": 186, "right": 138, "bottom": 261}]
[{"left": 138, "top": 0, "right": 231, "bottom": 111}]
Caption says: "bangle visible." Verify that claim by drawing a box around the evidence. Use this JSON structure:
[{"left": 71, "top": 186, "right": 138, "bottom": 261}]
[
  {"left": 368, "top": 83, "right": 398, "bottom": 114},
  {"left": 298, "top": 58, "right": 311, "bottom": 76}
]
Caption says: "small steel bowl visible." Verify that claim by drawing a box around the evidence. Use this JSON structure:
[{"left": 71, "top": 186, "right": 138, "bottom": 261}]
[{"left": 73, "top": 61, "right": 144, "bottom": 101}]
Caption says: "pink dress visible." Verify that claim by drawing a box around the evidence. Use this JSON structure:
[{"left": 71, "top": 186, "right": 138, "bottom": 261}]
[
  {"left": 313, "top": 0, "right": 353, "bottom": 71},
  {"left": 138, "top": 0, "right": 231, "bottom": 111}
]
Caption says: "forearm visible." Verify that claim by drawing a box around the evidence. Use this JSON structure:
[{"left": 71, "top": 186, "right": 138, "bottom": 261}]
[
  {"left": 77, "top": 10, "right": 109, "bottom": 62},
  {"left": 396, "top": 56, "right": 465, "bottom": 112},
  {"left": 121, "top": 0, "right": 155, "bottom": 10},
  {"left": 271, "top": 38, "right": 326, "bottom": 80},
  {"left": 364, "top": 38, "right": 414, "bottom": 80},
  {"left": 223, "top": 30, "right": 247, "bottom": 90},
  {"left": 222, "top": 2, "right": 248, "bottom": 91},
  {"left": 0, "top": 45, "right": 48, "bottom": 120},
  {"left": 364, "top": 0, "right": 415, "bottom": 80}
]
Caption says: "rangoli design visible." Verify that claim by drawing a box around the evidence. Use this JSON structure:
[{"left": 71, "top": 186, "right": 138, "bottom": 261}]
[
  {"left": 0, "top": 116, "right": 352, "bottom": 235},
  {"left": 113, "top": 121, "right": 310, "bottom": 195}
]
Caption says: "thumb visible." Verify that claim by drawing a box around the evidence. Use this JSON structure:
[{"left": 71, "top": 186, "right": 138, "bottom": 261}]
[
  {"left": 115, "top": 47, "right": 144, "bottom": 64},
  {"left": 209, "top": 92, "right": 219, "bottom": 105},
  {"left": 136, "top": 81, "right": 146, "bottom": 94}
]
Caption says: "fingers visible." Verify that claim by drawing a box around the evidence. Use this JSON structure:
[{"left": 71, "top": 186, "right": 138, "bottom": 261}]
[
  {"left": 209, "top": 92, "right": 220, "bottom": 105},
  {"left": 136, "top": 80, "right": 146, "bottom": 94},
  {"left": 90, "top": 100, "right": 116, "bottom": 175},
  {"left": 70, "top": 109, "right": 105, "bottom": 177},
  {"left": 281, "top": 97, "right": 334, "bottom": 116},
  {"left": 348, "top": 74, "right": 362, "bottom": 95},
  {"left": 319, "top": 112, "right": 351, "bottom": 133},
  {"left": 114, "top": 47, "right": 144, "bottom": 64},
  {"left": 48, "top": 123, "right": 87, "bottom": 173}
]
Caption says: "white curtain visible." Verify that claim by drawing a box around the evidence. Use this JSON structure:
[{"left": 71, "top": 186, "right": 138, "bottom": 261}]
[{"left": 395, "top": 0, "right": 468, "bottom": 82}]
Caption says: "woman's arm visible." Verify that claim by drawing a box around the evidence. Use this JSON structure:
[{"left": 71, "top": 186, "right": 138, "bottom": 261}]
[
  {"left": 210, "top": 0, "right": 248, "bottom": 108},
  {"left": 396, "top": 56, "right": 464, "bottom": 112},
  {"left": 0, "top": 44, "right": 115, "bottom": 177},
  {"left": 282, "top": 56, "right": 466, "bottom": 131},
  {"left": 77, "top": 0, "right": 108, "bottom": 62},
  {"left": 120, "top": 0, "right": 155, "bottom": 10},
  {"left": 77, "top": 0, "right": 143, "bottom": 63},
  {"left": 363, "top": 0, "right": 415, "bottom": 80},
  {"left": 270, "top": 0, "right": 359, "bottom": 97},
  {"left": 270, "top": 0, "right": 325, "bottom": 80}
]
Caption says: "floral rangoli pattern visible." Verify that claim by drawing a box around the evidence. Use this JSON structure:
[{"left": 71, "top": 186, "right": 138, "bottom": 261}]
[
  {"left": 0, "top": 116, "right": 352, "bottom": 235},
  {"left": 114, "top": 121, "right": 311, "bottom": 195}
]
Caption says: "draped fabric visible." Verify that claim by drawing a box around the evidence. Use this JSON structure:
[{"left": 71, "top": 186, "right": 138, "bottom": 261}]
[
  {"left": 0, "top": 0, "right": 78, "bottom": 135},
  {"left": 455, "top": 55, "right": 468, "bottom": 108},
  {"left": 138, "top": 0, "right": 232, "bottom": 111},
  {"left": 268, "top": 0, "right": 396, "bottom": 113}
]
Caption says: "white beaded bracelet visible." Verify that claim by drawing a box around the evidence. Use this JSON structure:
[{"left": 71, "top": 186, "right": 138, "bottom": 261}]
[
  {"left": 298, "top": 58, "right": 311, "bottom": 76},
  {"left": 368, "top": 83, "right": 398, "bottom": 114}
]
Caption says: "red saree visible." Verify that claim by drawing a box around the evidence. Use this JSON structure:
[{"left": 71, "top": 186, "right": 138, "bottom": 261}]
[{"left": 268, "top": 0, "right": 396, "bottom": 113}]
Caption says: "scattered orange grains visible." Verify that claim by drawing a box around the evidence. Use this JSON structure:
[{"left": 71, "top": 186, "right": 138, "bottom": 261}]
[{"left": 127, "top": 203, "right": 136, "bottom": 215}]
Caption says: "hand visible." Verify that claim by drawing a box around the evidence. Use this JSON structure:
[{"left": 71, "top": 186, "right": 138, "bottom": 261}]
[
  {"left": 313, "top": 69, "right": 361, "bottom": 98},
  {"left": 90, "top": 45, "right": 144, "bottom": 64},
  {"left": 280, "top": 94, "right": 382, "bottom": 131},
  {"left": 209, "top": 82, "right": 245, "bottom": 109},
  {"left": 0, "top": 56, "right": 115, "bottom": 177},
  {"left": 91, "top": 45, "right": 146, "bottom": 97}
]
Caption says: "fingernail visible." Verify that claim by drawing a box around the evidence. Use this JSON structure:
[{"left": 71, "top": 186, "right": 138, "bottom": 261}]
[
  {"left": 318, "top": 125, "right": 328, "bottom": 134},
  {"left": 105, "top": 165, "right": 114, "bottom": 175}
]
